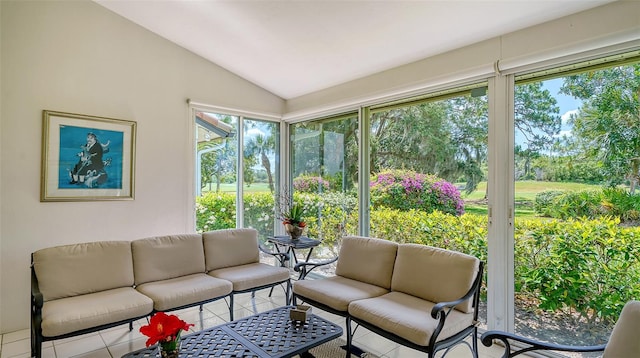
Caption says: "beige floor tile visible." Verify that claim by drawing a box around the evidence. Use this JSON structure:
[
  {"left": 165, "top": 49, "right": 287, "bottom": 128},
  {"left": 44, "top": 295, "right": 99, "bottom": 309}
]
[
  {"left": 1, "top": 330, "right": 29, "bottom": 345},
  {"left": 54, "top": 335, "right": 105, "bottom": 358},
  {"left": 1, "top": 338, "right": 30, "bottom": 358},
  {"left": 68, "top": 347, "right": 111, "bottom": 358},
  {"left": 106, "top": 338, "right": 147, "bottom": 358}
]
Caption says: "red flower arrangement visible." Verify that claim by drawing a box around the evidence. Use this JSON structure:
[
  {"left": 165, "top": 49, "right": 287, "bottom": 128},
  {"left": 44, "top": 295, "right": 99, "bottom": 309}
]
[{"left": 140, "top": 312, "right": 194, "bottom": 351}]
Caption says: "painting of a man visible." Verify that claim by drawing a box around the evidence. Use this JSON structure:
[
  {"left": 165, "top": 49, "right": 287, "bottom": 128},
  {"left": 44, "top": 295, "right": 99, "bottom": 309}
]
[{"left": 58, "top": 126, "right": 123, "bottom": 189}]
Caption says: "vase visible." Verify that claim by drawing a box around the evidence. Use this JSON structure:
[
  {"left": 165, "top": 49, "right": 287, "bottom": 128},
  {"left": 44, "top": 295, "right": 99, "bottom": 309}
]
[
  {"left": 284, "top": 223, "right": 305, "bottom": 240},
  {"left": 158, "top": 341, "right": 180, "bottom": 358}
]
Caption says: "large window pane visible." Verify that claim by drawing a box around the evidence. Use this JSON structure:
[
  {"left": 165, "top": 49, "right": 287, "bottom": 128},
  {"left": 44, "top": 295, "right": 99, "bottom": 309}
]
[
  {"left": 243, "top": 118, "right": 280, "bottom": 239},
  {"left": 290, "top": 114, "right": 359, "bottom": 263},
  {"left": 513, "top": 62, "right": 640, "bottom": 351},
  {"left": 369, "top": 89, "right": 488, "bottom": 325},
  {"left": 195, "top": 111, "right": 238, "bottom": 232}
]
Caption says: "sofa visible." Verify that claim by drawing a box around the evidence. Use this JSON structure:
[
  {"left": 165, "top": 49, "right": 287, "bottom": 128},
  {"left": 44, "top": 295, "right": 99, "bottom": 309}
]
[
  {"left": 292, "top": 235, "right": 484, "bottom": 358},
  {"left": 30, "top": 228, "right": 290, "bottom": 358}
]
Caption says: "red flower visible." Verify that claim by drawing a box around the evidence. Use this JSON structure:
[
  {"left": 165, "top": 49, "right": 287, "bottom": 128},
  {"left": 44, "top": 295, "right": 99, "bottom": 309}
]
[{"left": 139, "top": 312, "right": 194, "bottom": 347}]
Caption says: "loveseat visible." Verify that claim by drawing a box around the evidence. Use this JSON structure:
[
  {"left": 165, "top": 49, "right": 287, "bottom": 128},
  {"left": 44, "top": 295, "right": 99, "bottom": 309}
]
[
  {"left": 292, "top": 235, "right": 484, "bottom": 358},
  {"left": 30, "top": 228, "right": 290, "bottom": 358}
]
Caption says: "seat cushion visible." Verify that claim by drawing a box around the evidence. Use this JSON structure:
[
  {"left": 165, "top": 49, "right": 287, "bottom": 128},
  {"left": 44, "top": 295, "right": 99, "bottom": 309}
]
[
  {"left": 203, "top": 229, "right": 260, "bottom": 271},
  {"left": 33, "top": 241, "right": 135, "bottom": 301},
  {"left": 41, "top": 287, "right": 153, "bottom": 337},
  {"left": 132, "top": 234, "right": 206, "bottom": 285},
  {"left": 392, "top": 244, "right": 480, "bottom": 313},
  {"left": 348, "top": 291, "right": 474, "bottom": 346},
  {"left": 293, "top": 276, "right": 389, "bottom": 312},
  {"left": 335, "top": 236, "right": 398, "bottom": 290},
  {"left": 208, "top": 263, "right": 290, "bottom": 292},
  {"left": 604, "top": 300, "right": 640, "bottom": 358},
  {"left": 135, "top": 273, "right": 232, "bottom": 311}
]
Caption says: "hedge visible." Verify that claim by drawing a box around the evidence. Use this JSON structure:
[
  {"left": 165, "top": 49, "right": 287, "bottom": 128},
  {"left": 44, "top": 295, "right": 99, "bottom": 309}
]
[{"left": 197, "top": 191, "right": 640, "bottom": 324}]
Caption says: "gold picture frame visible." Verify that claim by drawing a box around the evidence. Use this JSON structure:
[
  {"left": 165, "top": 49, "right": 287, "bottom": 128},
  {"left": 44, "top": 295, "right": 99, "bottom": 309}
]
[{"left": 41, "top": 110, "right": 136, "bottom": 201}]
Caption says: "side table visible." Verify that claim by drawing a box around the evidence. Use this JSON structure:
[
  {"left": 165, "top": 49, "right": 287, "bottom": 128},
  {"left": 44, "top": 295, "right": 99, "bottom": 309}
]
[{"left": 267, "top": 236, "right": 321, "bottom": 266}]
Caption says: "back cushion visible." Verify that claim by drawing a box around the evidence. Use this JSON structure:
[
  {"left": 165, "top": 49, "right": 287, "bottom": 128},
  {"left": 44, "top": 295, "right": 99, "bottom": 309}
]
[
  {"left": 33, "top": 241, "right": 134, "bottom": 301},
  {"left": 132, "top": 234, "right": 205, "bottom": 285},
  {"left": 335, "top": 236, "right": 398, "bottom": 289},
  {"left": 203, "top": 228, "right": 259, "bottom": 271},
  {"left": 391, "top": 244, "right": 480, "bottom": 313}
]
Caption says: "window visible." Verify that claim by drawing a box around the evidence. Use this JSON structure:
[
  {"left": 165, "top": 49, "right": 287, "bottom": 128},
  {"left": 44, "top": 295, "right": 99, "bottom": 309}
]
[
  {"left": 513, "top": 59, "right": 640, "bottom": 349},
  {"left": 290, "top": 113, "right": 359, "bottom": 261}
]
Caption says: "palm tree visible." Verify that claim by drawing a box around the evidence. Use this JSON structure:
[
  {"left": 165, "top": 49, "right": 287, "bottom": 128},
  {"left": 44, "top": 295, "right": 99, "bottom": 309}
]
[{"left": 245, "top": 133, "right": 276, "bottom": 193}]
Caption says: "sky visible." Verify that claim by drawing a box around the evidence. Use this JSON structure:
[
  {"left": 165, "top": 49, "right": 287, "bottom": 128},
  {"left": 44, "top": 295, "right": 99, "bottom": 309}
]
[{"left": 515, "top": 77, "right": 583, "bottom": 149}]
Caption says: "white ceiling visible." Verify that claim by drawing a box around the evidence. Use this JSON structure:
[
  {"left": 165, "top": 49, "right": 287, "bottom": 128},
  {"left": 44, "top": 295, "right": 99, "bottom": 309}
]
[{"left": 95, "top": 0, "right": 612, "bottom": 100}]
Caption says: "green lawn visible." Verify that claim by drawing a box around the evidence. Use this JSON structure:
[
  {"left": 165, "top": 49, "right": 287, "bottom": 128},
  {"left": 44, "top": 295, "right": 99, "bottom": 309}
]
[
  {"left": 462, "top": 180, "right": 602, "bottom": 219},
  {"left": 202, "top": 182, "right": 271, "bottom": 193}
]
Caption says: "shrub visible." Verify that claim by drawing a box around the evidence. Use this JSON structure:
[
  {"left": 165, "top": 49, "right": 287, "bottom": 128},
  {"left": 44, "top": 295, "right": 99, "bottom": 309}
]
[
  {"left": 370, "top": 169, "right": 464, "bottom": 216},
  {"left": 537, "top": 187, "right": 640, "bottom": 223},
  {"left": 515, "top": 217, "right": 640, "bottom": 324},
  {"left": 534, "top": 190, "right": 565, "bottom": 217},
  {"left": 196, "top": 192, "right": 236, "bottom": 232},
  {"left": 293, "top": 175, "right": 330, "bottom": 193}
]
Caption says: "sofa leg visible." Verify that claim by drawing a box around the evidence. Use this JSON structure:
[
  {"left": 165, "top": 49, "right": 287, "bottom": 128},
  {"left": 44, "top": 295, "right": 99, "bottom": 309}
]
[
  {"left": 129, "top": 321, "right": 133, "bottom": 331},
  {"left": 286, "top": 280, "right": 291, "bottom": 305},
  {"left": 229, "top": 294, "right": 234, "bottom": 321},
  {"left": 472, "top": 328, "right": 479, "bottom": 358},
  {"left": 345, "top": 316, "right": 352, "bottom": 358}
]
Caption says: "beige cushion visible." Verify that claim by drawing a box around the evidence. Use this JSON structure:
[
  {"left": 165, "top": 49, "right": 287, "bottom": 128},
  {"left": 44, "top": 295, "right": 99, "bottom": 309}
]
[
  {"left": 203, "top": 229, "right": 260, "bottom": 271},
  {"left": 41, "top": 287, "right": 153, "bottom": 337},
  {"left": 209, "top": 263, "right": 290, "bottom": 291},
  {"left": 391, "top": 244, "right": 479, "bottom": 313},
  {"left": 135, "top": 273, "right": 232, "bottom": 311},
  {"left": 293, "top": 276, "right": 389, "bottom": 312},
  {"left": 348, "top": 291, "right": 474, "bottom": 346},
  {"left": 604, "top": 300, "right": 640, "bottom": 358},
  {"left": 335, "top": 236, "right": 398, "bottom": 290},
  {"left": 132, "top": 234, "right": 205, "bottom": 285},
  {"left": 33, "top": 241, "right": 135, "bottom": 301}
]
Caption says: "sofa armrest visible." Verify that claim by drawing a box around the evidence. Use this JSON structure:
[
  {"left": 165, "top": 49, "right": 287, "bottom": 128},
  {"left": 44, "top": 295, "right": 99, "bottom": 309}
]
[
  {"left": 294, "top": 256, "right": 339, "bottom": 280},
  {"left": 480, "top": 331, "right": 606, "bottom": 358},
  {"left": 259, "top": 243, "right": 290, "bottom": 267},
  {"left": 431, "top": 261, "right": 484, "bottom": 320},
  {"left": 31, "top": 261, "right": 43, "bottom": 312}
]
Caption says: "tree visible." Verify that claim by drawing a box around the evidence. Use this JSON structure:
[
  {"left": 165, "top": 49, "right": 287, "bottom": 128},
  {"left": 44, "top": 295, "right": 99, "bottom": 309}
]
[
  {"left": 514, "top": 83, "right": 562, "bottom": 152},
  {"left": 244, "top": 132, "right": 276, "bottom": 192},
  {"left": 199, "top": 139, "right": 236, "bottom": 192},
  {"left": 560, "top": 63, "right": 640, "bottom": 192}
]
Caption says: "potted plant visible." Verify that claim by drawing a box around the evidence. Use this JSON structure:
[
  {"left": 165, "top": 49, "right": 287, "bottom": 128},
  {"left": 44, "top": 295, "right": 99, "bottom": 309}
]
[
  {"left": 140, "top": 312, "right": 194, "bottom": 358},
  {"left": 281, "top": 201, "right": 306, "bottom": 240}
]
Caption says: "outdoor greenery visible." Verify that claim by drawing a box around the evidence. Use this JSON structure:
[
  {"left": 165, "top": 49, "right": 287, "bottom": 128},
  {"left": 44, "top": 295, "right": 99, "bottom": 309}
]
[
  {"left": 370, "top": 169, "right": 465, "bottom": 216},
  {"left": 197, "top": 62, "right": 640, "bottom": 336},
  {"left": 197, "top": 188, "right": 640, "bottom": 325}
]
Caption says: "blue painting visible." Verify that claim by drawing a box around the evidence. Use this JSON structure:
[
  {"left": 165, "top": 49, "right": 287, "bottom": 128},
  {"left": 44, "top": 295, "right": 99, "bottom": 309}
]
[{"left": 58, "top": 125, "right": 124, "bottom": 189}]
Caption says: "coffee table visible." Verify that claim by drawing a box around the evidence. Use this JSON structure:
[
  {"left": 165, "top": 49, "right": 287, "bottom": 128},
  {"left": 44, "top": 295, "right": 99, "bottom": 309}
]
[{"left": 122, "top": 306, "right": 343, "bottom": 358}]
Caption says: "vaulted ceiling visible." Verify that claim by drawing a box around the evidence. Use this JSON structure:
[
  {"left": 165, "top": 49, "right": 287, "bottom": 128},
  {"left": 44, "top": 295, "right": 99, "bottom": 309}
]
[{"left": 95, "top": 1, "right": 613, "bottom": 100}]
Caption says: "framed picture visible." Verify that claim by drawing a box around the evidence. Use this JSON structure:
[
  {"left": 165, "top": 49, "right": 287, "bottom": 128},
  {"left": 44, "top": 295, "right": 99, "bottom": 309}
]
[{"left": 41, "top": 110, "right": 136, "bottom": 201}]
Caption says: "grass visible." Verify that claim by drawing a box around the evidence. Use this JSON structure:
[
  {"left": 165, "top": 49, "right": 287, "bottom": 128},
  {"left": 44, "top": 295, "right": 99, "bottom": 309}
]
[
  {"left": 462, "top": 181, "right": 602, "bottom": 219},
  {"left": 202, "top": 182, "right": 271, "bottom": 193}
]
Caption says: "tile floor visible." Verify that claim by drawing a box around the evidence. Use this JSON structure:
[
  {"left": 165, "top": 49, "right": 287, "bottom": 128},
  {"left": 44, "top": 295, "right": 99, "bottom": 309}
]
[{"left": 0, "top": 287, "right": 511, "bottom": 358}]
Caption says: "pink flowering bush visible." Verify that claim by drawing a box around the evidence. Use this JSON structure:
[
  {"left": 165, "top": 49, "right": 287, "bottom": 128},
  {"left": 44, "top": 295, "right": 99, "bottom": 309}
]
[
  {"left": 293, "top": 175, "right": 331, "bottom": 193},
  {"left": 370, "top": 169, "right": 464, "bottom": 216}
]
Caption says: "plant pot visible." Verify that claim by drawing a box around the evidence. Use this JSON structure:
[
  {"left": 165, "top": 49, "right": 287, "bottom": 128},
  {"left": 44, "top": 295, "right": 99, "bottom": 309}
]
[
  {"left": 284, "top": 223, "right": 305, "bottom": 240},
  {"left": 158, "top": 340, "right": 180, "bottom": 358}
]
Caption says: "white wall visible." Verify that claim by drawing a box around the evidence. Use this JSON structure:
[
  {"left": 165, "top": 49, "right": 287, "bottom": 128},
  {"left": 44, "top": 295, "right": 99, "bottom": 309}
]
[
  {"left": 285, "top": 1, "right": 640, "bottom": 120},
  {"left": 0, "top": 0, "right": 284, "bottom": 333}
]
